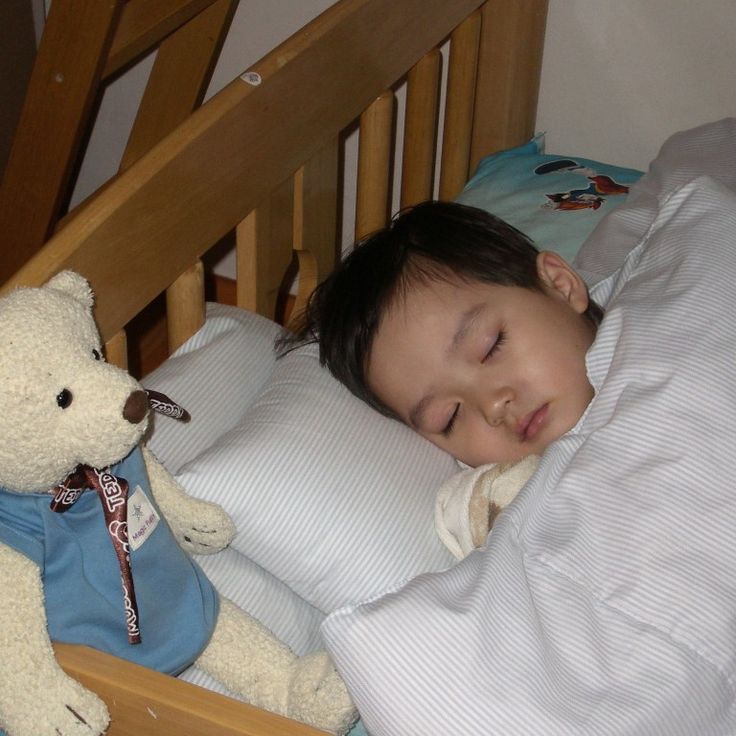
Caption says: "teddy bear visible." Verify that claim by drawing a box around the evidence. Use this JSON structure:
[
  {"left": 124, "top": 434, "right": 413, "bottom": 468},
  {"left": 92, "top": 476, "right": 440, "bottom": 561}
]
[
  {"left": 435, "top": 456, "right": 540, "bottom": 559},
  {"left": 0, "top": 271, "right": 357, "bottom": 736}
]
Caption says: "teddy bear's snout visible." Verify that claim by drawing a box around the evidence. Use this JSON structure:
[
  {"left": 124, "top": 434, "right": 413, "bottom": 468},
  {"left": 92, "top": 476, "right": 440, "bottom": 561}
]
[{"left": 123, "top": 390, "right": 149, "bottom": 424}]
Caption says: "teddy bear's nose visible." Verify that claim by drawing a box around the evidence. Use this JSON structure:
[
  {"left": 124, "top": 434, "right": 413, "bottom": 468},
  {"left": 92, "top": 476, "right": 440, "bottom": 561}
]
[{"left": 123, "top": 390, "right": 149, "bottom": 424}]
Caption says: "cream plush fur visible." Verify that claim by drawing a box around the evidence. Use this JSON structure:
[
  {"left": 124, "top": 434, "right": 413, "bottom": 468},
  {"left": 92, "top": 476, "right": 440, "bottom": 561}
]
[
  {"left": 0, "top": 272, "right": 356, "bottom": 736},
  {"left": 435, "top": 455, "right": 540, "bottom": 559}
]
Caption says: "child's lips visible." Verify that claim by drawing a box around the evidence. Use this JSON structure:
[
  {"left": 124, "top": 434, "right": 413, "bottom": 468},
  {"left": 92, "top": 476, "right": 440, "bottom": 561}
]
[{"left": 518, "top": 404, "right": 549, "bottom": 442}]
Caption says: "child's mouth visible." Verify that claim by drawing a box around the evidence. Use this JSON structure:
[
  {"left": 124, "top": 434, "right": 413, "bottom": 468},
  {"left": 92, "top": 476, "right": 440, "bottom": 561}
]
[{"left": 519, "top": 404, "right": 548, "bottom": 442}]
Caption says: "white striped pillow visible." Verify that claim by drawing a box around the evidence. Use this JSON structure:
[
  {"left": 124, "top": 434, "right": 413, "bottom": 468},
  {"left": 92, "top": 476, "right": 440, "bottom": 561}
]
[
  {"left": 174, "top": 342, "right": 458, "bottom": 613},
  {"left": 143, "top": 302, "right": 282, "bottom": 474}
]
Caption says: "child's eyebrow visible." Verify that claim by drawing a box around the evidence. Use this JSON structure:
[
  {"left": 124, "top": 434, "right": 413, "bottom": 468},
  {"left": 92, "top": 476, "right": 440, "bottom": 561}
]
[{"left": 449, "top": 303, "right": 485, "bottom": 354}]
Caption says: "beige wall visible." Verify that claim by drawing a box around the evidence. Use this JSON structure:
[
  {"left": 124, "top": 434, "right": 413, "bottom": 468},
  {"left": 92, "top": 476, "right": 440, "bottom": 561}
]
[{"left": 537, "top": 0, "right": 736, "bottom": 170}]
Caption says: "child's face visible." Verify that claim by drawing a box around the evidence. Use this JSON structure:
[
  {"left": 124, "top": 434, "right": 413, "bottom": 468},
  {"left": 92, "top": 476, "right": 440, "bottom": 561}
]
[{"left": 366, "top": 251, "right": 597, "bottom": 467}]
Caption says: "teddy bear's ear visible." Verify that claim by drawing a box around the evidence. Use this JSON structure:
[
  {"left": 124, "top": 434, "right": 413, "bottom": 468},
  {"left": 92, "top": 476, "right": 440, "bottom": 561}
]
[{"left": 45, "top": 270, "right": 94, "bottom": 309}]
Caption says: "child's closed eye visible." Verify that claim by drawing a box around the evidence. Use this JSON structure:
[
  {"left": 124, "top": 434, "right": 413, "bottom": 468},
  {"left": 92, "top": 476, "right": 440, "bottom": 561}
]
[
  {"left": 482, "top": 330, "right": 506, "bottom": 362},
  {"left": 441, "top": 404, "right": 460, "bottom": 437}
]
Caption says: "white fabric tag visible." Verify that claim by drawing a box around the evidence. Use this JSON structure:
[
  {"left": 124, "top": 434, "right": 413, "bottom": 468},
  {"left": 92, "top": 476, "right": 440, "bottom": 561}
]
[{"left": 128, "top": 485, "right": 160, "bottom": 551}]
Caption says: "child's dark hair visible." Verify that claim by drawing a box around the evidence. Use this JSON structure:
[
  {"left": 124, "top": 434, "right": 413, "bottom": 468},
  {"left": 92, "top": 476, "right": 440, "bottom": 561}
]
[{"left": 288, "top": 200, "right": 603, "bottom": 417}]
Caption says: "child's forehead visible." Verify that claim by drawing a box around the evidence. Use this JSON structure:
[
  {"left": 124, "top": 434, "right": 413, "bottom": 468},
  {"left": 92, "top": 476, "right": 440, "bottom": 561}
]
[
  {"left": 394, "top": 270, "right": 524, "bottom": 311},
  {"left": 394, "top": 264, "right": 482, "bottom": 306}
]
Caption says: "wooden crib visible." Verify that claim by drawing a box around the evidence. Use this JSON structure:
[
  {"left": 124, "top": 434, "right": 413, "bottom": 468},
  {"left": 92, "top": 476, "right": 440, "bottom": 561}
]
[{"left": 0, "top": 0, "right": 548, "bottom": 733}]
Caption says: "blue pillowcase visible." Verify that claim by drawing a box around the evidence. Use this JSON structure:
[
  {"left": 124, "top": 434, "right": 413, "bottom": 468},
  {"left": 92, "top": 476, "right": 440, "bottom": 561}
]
[{"left": 455, "top": 135, "right": 643, "bottom": 263}]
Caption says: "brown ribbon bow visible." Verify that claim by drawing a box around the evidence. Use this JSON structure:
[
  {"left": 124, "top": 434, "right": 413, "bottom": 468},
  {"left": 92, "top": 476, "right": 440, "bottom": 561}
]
[{"left": 49, "top": 390, "right": 189, "bottom": 645}]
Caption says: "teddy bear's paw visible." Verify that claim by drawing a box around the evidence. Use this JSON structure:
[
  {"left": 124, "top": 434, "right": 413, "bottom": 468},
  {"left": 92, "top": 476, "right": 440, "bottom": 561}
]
[
  {"left": 287, "top": 651, "right": 357, "bottom": 735},
  {"left": 3, "top": 676, "right": 109, "bottom": 736},
  {"left": 167, "top": 498, "right": 236, "bottom": 555}
]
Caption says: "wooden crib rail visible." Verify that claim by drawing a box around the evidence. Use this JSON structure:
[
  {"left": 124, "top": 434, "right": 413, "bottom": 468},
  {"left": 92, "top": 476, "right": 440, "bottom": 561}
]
[
  {"left": 55, "top": 643, "right": 326, "bottom": 736},
  {"left": 2, "top": 0, "right": 547, "bottom": 368},
  {"left": 243, "top": 0, "right": 548, "bottom": 333}
]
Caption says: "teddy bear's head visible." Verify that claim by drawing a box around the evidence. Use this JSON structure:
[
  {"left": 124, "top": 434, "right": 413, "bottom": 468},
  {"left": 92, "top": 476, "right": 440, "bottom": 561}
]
[{"left": 0, "top": 271, "right": 150, "bottom": 493}]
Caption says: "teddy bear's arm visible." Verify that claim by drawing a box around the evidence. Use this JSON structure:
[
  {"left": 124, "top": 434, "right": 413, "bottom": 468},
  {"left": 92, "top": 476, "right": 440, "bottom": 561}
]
[
  {"left": 0, "top": 542, "right": 110, "bottom": 736},
  {"left": 196, "top": 597, "right": 357, "bottom": 735},
  {"left": 142, "top": 446, "right": 235, "bottom": 555}
]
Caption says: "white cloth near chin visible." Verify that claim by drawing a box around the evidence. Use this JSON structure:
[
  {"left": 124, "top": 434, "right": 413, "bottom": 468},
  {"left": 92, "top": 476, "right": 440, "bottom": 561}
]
[{"left": 434, "top": 456, "right": 540, "bottom": 560}]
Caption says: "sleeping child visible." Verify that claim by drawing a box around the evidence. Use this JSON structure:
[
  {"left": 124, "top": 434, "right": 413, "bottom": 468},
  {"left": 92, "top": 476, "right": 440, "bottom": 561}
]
[
  {"left": 289, "top": 199, "right": 599, "bottom": 557},
  {"left": 288, "top": 126, "right": 736, "bottom": 734}
]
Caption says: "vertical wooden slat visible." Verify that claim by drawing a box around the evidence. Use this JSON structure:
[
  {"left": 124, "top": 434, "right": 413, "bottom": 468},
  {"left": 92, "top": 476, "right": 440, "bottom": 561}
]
[
  {"left": 290, "top": 139, "right": 340, "bottom": 325},
  {"left": 236, "top": 178, "right": 295, "bottom": 319},
  {"left": 355, "top": 90, "right": 395, "bottom": 240},
  {"left": 118, "top": 0, "right": 235, "bottom": 368},
  {"left": 0, "top": 0, "right": 125, "bottom": 282},
  {"left": 104, "top": 329, "right": 129, "bottom": 370},
  {"left": 470, "top": 0, "right": 548, "bottom": 172},
  {"left": 236, "top": 212, "right": 260, "bottom": 313},
  {"left": 400, "top": 50, "right": 441, "bottom": 208},
  {"left": 439, "top": 10, "right": 481, "bottom": 200},
  {"left": 120, "top": 0, "right": 237, "bottom": 170},
  {"left": 287, "top": 249, "right": 319, "bottom": 332},
  {"left": 166, "top": 260, "right": 205, "bottom": 353}
]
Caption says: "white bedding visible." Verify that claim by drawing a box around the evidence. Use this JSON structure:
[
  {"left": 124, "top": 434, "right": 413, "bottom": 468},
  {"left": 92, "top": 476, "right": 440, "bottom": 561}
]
[
  {"left": 143, "top": 119, "right": 736, "bottom": 728},
  {"left": 322, "top": 119, "right": 736, "bottom": 735}
]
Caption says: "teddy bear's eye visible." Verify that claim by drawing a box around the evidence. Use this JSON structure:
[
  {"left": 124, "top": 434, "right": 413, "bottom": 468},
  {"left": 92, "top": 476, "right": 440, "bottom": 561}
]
[
  {"left": 92, "top": 349, "right": 101, "bottom": 361},
  {"left": 56, "top": 389, "right": 73, "bottom": 409}
]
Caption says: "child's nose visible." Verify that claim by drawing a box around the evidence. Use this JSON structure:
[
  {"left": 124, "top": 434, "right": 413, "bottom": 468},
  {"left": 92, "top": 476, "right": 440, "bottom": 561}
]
[{"left": 482, "top": 386, "right": 514, "bottom": 427}]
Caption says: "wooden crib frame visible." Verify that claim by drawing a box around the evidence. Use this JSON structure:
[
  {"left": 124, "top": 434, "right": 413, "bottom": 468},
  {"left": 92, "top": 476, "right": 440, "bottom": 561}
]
[{"left": 1, "top": 0, "right": 547, "bottom": 733}]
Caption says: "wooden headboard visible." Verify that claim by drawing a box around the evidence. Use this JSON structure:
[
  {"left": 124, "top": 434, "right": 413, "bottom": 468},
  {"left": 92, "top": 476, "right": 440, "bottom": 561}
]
[{"left": 0, "top": 0, "right": 548, "bottom": 733}]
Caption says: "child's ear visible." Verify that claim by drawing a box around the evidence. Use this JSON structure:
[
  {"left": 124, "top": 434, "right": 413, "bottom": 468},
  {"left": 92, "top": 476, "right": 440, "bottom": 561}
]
[{"left": 536, "top": 250, "right": 590, "bottom": 314}]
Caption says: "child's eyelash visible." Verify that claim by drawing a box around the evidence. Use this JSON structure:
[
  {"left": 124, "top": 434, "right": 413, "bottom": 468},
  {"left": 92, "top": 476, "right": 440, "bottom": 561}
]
[
  {"left": 483, "top": 330, "right": 506, "bottom": 362},
  {"left": 442, "top": 405, "right": 460, "bottom": 437}
]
